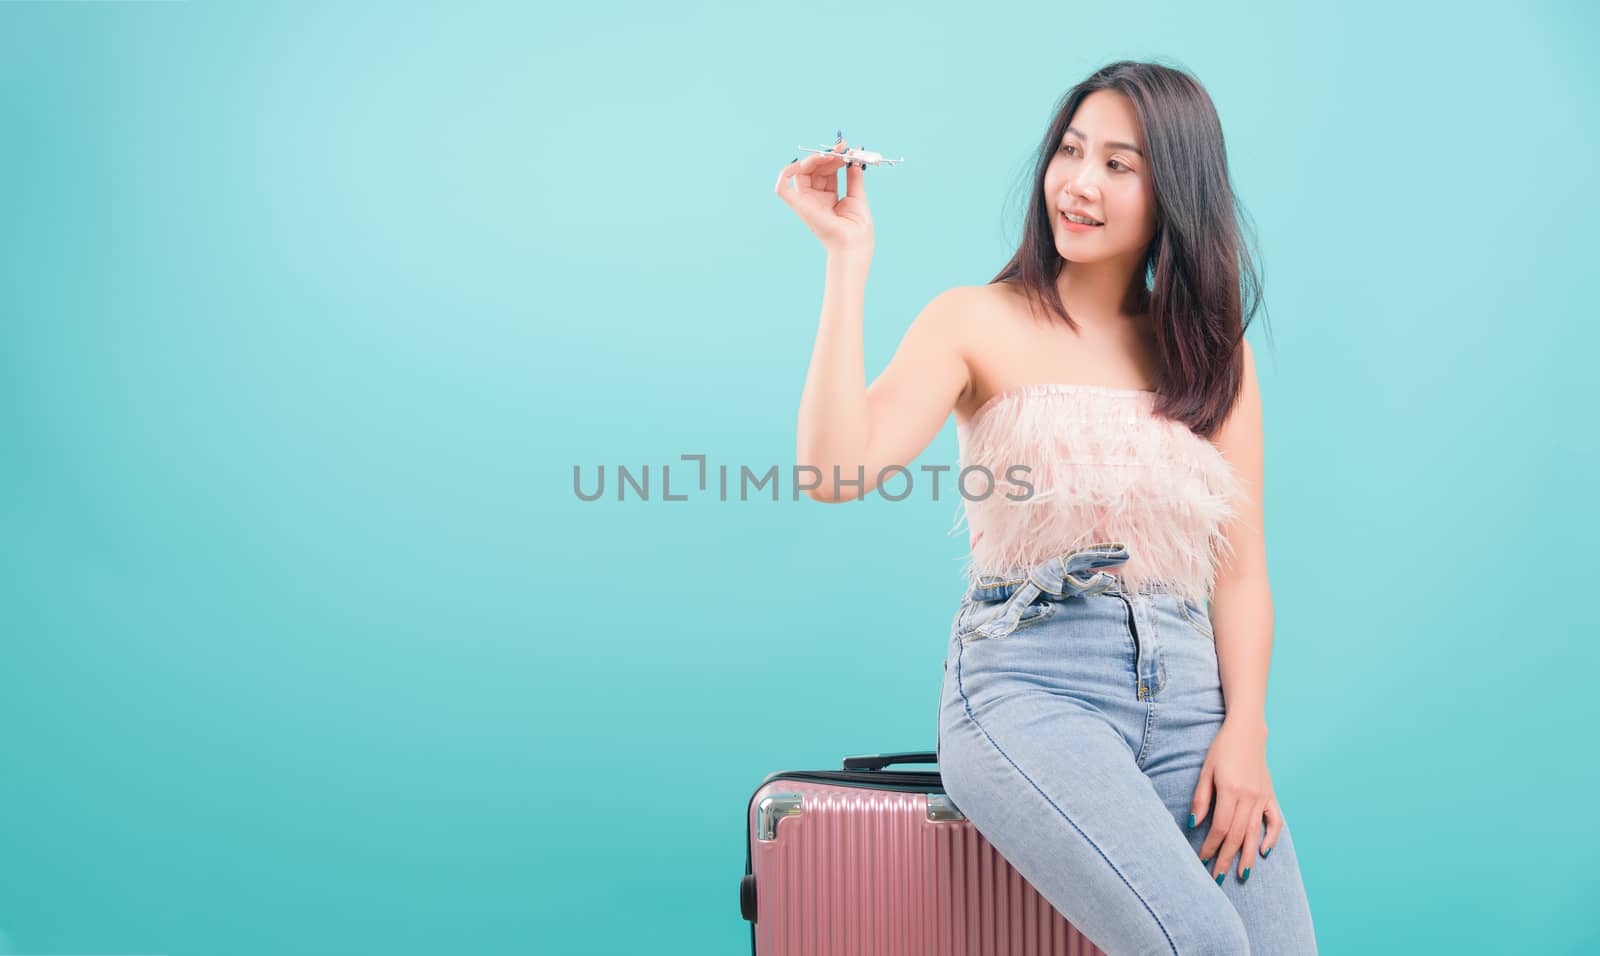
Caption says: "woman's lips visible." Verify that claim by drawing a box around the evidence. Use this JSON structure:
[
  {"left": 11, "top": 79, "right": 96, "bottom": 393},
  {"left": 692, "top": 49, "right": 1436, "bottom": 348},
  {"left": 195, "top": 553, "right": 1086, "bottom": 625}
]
[{"left": 1060, "top": 211, "right": 1103, "bottom": 232}]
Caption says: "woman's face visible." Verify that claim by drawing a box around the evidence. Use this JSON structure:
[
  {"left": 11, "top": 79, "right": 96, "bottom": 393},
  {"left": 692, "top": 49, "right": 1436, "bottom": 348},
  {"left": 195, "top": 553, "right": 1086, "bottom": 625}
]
[{"left": 1043, "top": 89, "right": 1158, "bottom": 265}]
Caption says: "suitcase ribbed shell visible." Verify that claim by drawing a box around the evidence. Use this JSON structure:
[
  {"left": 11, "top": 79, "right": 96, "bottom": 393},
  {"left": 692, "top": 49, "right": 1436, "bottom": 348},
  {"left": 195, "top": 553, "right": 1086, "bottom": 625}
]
[{"left": 746, "top": 777, "right": 1106, "bottom": 955}]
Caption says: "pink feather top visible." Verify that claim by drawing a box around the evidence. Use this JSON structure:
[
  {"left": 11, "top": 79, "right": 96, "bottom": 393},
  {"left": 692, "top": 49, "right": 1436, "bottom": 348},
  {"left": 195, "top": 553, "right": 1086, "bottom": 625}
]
[{"left": 948, "top": 383, "right": 1248, "bottom": 608}]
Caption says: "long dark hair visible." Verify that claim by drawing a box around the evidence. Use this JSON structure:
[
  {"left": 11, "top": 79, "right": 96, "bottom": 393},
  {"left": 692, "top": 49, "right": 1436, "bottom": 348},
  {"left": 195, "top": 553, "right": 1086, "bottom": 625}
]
[{"left": 991, "top": 59, "right": 1268, "bottom": 439}]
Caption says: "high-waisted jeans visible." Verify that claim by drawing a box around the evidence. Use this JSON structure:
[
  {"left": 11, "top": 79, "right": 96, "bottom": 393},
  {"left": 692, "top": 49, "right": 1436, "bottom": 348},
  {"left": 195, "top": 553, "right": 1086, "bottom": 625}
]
[{"left": 937, "top": 544, "right": 1318, "bottom": 955}]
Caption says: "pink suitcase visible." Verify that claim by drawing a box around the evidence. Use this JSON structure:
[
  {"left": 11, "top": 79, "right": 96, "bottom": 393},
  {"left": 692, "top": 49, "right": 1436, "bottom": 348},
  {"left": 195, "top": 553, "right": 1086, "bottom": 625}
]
[{"left": 740, "top": 751, "right": 1108, "bottom": 955}]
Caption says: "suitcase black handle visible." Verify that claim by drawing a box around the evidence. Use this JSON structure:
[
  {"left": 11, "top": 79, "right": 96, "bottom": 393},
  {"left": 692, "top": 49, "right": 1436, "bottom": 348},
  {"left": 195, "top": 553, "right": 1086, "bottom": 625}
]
[{"left": 840, "top": 751, "right": 937, "bottom": 771}]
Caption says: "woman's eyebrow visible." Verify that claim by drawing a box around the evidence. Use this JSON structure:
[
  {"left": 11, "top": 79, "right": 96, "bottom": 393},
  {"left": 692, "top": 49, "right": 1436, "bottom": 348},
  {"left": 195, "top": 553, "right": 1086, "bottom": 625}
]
[{"left": 1064, "top": 126, "right": 1145, "bottom": 158}]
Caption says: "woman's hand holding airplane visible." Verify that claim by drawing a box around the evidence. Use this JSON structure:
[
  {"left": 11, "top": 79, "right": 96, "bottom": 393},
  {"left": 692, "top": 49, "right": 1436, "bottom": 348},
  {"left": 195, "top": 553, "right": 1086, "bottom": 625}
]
[{"left": 774, "top": 137, "right": 874, "bottom": 258}]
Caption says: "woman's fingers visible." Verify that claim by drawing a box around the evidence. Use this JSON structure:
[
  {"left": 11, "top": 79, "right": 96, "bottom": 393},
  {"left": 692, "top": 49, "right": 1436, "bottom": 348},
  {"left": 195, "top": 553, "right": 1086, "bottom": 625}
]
[
  {"left": 773, "top": 138, "right": 874, "bottom": 253},
  {"left": 1237, "top": 800, "right": 1266, "bottom": 881},
  {"left": 1211, "top": 799, "right": 1252, "bottom": 883},
  {"left": 799, "top": 141, "right": 848, "bottom": 171},
  {"left": 779, "top": 137, "right": 852, "bottom": 182},
  {"left": 810, "top": 139, "right": 850, "bottom": 171},
  {"left": 1188, "top": 764, "right": 1215, "bottom": 834},
  {"left": 844, "top": 159, "right": 865, "bottom": 198},
  {"left": 1199, "top": 791, "right": 1240, "bottom": 882},
  {"left": 1261, "top": 801, "right": 1282, "bottom": 859},
  {"left": 1197, "top": 787, "right": 1230, "bottom": 864},
  {"left": 1197, "top": 797, "right": 1280, "bottom": 883},
  {"left": 774, "top": 142, "right": 847, "bottom": 195},
  {"left": 805, "top": 147, "right": 848, "bottom": 190}
]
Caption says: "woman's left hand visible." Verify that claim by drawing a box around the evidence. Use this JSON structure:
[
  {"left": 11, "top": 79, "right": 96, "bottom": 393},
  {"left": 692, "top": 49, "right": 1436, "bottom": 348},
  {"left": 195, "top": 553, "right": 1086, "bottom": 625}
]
[{"left": 1188, "top": 717, "right": 1281, "bottom": 883}]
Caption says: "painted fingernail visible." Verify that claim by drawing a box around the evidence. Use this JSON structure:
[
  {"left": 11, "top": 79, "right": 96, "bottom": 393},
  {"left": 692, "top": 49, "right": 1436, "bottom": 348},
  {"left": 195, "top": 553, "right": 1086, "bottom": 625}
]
[
  {"left": 1262, "top": 847, "right": 1271, "bottom": 858},
  {"left": 1201, "top": 857, "right": 1213, "bottom": 866},
  {"left": 1187, "top": 813, "right": 1196, "bottom": 829},
  {"left": 1215, "top": 873, "right": 1225, "bottom": 886},
  {"left": 1241, "top": 867, "right": 1251, "bottom": 883}
]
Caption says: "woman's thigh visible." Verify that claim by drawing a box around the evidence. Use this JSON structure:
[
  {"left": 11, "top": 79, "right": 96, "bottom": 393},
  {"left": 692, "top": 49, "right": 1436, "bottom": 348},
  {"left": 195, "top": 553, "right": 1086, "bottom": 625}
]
[
  {"left": 939, "top": 592, "right": 1251, "bottom": 955},
  {"left": 1140, "top": 596, "right": 1320, "bottom": 954}
]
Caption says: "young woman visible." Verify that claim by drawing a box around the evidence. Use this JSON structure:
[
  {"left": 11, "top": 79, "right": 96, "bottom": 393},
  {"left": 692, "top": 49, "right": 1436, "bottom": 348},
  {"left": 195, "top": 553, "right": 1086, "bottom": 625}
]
[{"left": 777, "top": 61, "right": 1318, "bottom": 953}]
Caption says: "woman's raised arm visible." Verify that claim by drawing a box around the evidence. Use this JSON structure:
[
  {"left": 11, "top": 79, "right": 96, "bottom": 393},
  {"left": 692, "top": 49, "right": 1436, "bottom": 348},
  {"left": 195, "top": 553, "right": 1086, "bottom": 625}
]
[
  {"left": 794, "top": 267, "right": 970, "bottom": 503},
  {"left": 776, "top": 139, "right": 970, "bottom": 503}
]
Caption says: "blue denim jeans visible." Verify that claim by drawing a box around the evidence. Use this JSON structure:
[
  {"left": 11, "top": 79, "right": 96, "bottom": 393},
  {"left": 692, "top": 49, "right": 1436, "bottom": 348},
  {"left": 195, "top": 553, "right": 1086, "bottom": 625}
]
[{"left": 937, "top": 544, "right": 1318, "bottom": 955}]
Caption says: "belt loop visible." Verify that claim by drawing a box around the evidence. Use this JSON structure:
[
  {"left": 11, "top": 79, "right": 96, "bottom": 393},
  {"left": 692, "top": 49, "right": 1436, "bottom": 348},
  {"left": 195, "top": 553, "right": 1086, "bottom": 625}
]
[{"left": 968, "top": 578, "right": 1044, "bottom": 641}]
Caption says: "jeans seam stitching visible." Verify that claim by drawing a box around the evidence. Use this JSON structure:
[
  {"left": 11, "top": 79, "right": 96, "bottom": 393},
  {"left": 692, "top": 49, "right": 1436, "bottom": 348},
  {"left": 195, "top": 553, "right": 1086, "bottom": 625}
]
[
  {"left": 959, "top": 603, "right": 1054, "bottom": 644},
  {"left": 1136, "top": 702, "right": 1156, "bottom": 769},
  {"left": 1152, "top": 605, "right": 1168, "bottom": 697},
  {"left": 1178, "top": 600, "right": 1213, "bottom": 640},
  {"left": 958, "top": 582, "right": 1048, "bottom": 643},
  {"left": 954, "top": 639, "right": 1180, "bottom": 955}
]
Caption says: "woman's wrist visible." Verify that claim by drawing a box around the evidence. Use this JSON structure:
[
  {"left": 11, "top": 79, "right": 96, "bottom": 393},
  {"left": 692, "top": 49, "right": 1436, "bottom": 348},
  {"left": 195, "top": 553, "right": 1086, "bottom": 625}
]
[
  {"left": 825, "top": 242, "right": 873, "bottom": 268},
  {"left": 1223, "top": 712, "right": 1268, "bottom": 736}
]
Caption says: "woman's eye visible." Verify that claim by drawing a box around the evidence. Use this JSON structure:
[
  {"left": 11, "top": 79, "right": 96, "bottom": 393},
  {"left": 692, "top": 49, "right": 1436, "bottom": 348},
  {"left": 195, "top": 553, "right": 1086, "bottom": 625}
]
[{"left": 1058, "top": 145, "right": 1131, "bottom": 172}]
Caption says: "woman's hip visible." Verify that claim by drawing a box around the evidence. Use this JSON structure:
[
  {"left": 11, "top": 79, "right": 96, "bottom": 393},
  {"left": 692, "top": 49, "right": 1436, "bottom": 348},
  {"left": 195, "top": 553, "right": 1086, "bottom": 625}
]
[{"left": 945, "top": 585, "right": 1220, "bottom": 709}]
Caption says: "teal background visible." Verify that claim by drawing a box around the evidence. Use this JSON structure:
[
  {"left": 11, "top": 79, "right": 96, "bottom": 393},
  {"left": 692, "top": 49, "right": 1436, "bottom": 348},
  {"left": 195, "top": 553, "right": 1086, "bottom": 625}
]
[{"left": 1, "top": 1, "right": 1594, "bottom": 953}]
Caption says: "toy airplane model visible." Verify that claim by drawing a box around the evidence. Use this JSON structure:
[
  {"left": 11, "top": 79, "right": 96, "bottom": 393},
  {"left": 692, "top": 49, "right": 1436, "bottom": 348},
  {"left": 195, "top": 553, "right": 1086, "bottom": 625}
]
[{"left": 797, "top": 130, "right": 905, "bottom": 168}]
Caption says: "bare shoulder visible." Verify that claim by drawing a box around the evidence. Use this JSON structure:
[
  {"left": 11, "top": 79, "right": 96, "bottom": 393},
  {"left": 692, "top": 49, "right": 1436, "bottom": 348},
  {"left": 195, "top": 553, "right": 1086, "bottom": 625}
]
[
  {"left": 906, "top": 283, "right": 990, "bottom": 356},
  {"left": 942, "top": 281, "right": 1018, "bottom": 335},
  {"left": 922, "top": 282, "right": 992, "bottom": 322},
  {"left": 972, "top": 278, "right": 1028, "bottom": 315},
  {"left": 932, "top": 281, "right": 1025, "bottom": 338}
]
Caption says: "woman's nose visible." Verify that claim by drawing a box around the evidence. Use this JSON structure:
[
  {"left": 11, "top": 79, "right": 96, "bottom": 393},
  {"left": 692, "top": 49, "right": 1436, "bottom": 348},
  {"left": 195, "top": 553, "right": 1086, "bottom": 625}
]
[
  {"left": 1065, "top": 176, "right": 1101, "bottom": 199},
  {"left": 1062, "top": 179, "right": 1097, "bottom": 201}
]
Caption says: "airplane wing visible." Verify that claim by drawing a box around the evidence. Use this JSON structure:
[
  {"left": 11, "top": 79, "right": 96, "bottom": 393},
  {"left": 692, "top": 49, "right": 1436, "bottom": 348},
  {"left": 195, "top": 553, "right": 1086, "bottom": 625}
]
[{"left": 796, "top": 146, "right": 907, "bottom": 167}]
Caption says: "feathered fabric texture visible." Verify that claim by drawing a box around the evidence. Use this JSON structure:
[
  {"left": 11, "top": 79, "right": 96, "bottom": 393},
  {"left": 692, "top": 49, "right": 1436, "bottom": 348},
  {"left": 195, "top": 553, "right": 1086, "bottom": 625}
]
[{"left": 947, "top": 383, "right": 1249, "bottom": 609}]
